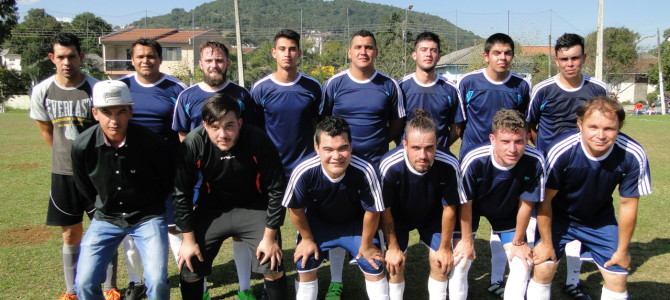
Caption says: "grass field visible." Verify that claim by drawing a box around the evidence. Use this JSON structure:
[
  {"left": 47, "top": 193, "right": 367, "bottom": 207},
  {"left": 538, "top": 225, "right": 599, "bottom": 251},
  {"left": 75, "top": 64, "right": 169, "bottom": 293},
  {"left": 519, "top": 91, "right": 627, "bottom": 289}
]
[{"left": 1, "top": 109, "right": 669, "bottom": 299}]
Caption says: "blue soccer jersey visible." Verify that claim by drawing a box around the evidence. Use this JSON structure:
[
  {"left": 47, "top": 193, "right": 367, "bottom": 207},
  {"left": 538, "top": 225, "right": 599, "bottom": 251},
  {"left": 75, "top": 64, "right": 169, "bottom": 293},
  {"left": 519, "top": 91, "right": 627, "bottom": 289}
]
[
  {"left": 460, "top": 144, "right": 545, "bottom": 231},
  {"left": 282, "top": 155, "right": 384, "bottom": 224},
  {"left": 526, "top": 75, "right": 607, "bottom": 152},
  {"left": 546, "top": 132, "right": 651, "bottom": 226},
  {"left": 321, "top": 70, "right": 405, "bottom": 165},
  {"left": 172, "top": 81, "right": 261, "bottom": 133},
  {"left": 455, "top": 69, "right": 531, "bottom": 155},
  {"left": 251, "top": 73, "right": 322, "bottom": 177},
  {"left": 120, "top": 74, "right": 186, "bottom": 140},
  {"left": 379, "top": 146, "right": 464, "bottom": 227},
  {"left": 399, "top": 73, "right": 460, "bottom": 147}
]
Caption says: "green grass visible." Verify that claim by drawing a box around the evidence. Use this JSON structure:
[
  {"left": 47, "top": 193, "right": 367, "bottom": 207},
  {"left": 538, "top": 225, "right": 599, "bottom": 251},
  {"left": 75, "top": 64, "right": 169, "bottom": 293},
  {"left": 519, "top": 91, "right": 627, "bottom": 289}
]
[{"left": 1, "top": 110, "right": 669, "bottom": 299}]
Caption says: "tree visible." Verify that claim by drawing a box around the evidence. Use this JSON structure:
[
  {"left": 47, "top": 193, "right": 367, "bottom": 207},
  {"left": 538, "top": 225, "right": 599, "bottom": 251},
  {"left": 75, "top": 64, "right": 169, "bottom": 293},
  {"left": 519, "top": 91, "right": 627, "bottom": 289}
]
[
  {"left": 64, "top": 12, "right": 112, "bottom": 55},
  {"left": 0, "top": 0, "right": 18, "bottom": 46},
  {"left": 0, "top": 66, "right": 29, "bottom": 106},
  {"left": 648, "top": 36, "right": 670, "bottom": 95},
  {"left": 585, "top": 27, "right": 639, "bottom": 93},
  {"left": 9, "top": 9, "right": 62, "bottom": 82}
]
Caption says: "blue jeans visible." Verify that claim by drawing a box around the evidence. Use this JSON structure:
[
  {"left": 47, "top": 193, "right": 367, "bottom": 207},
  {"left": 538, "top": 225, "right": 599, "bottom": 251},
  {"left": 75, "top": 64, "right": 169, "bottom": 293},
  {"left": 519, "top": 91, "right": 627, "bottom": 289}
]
[{"left": 76, "top": 217, "right": 169, "bottom": 300}]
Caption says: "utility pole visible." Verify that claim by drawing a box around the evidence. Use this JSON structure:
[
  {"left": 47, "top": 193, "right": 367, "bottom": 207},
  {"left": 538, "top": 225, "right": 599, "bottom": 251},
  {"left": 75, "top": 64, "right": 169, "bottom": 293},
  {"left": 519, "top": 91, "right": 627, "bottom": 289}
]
[
  {"left": 191, "top": 9, "right": 196, "bottom": 85},
  {"left": 403, "top": 5, "right": 413, "bottom": 75},
  {"left": 455, "top": 9, "right": 458, "bottom": 50},
  {"left": 234, "top": 0, "right": 244, "bottom": 86},
  {"left": 300, "top": 9, "right": 303, "bottom": 37},
  {"left": 345, "top": 7, "right": 349, "bottom": 66},
  {"left": 658, "top": 28, "right": 666, "bottom": 115},
  {"left": 548, "top": 9, "right": 552, "bottom": 78},
  {"left": 595, "top": 0, "right": 604, "bottom": 81}
]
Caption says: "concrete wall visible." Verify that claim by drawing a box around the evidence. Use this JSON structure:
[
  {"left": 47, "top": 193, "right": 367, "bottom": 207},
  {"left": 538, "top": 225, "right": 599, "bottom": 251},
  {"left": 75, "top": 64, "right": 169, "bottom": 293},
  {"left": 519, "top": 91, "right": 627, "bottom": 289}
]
[{"left": 4, "top": 95, "right": 30, "bottom": 110}]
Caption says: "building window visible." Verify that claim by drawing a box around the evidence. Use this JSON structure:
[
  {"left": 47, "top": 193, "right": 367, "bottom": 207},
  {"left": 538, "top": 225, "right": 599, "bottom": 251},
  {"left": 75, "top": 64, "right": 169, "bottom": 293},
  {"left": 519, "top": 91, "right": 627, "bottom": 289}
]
[{"left": 162, "top": 47, "right": 182, "bottom": 61}]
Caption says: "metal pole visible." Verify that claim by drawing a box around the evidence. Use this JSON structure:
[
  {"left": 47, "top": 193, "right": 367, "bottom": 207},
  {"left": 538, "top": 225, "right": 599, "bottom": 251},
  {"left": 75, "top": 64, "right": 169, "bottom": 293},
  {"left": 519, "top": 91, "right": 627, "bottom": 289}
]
[
  {"left": 403, "top": 7, "right": 408, "bottom": 74},
  {"left": 345, "top": 7, "right": 349, "bottom": 66},
  {"left": 548, "top": 9, "right": 552, "bottom": 78},
  {"left": 595, "top": 0, "right": 604, "bottom": 81},
  {"left": 300, "top": 9, "right": 303, "bottom": 37},
  {"left": 455, "top": 9, "right": 458, "bottom": 50},
  {"left": 234, "top": 0, "right": 244, "bottom": 86},
  {"left": 658, "top": 28, "right": 666, "bottom": 115}
]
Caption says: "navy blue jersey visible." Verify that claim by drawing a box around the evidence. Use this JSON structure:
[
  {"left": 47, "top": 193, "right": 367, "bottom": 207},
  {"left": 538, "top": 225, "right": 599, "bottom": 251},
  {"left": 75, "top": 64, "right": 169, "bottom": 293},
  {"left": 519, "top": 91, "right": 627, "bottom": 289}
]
[
  {"left": 455, "top": 69, "right": 531, "bottom": 155},
  {"left": 120, "top": 74, "right": 186, "bottom": 141},
  {"left": 379, "top": 146, "right": 464, "bottom": 226},
  {"left": 251, "top": 73, "right": 322, "bottom": 177},
  {"left": 546, "top": 133, "right": 651, "bottom": 226},
  {"left": 172, "top": 81, "right": 261, "bottom": 133},
  {"left": 461, "top": 144, "right": 545, "bottom": 231},
  {"left": 321, "top": 70, "right": 406, "bottom": 165},
  {"left": 526, "top": 75, "right": 607, "bottom": 153},
  {"left": 282, "top": 155, "right": 384, "bottom": 224},
  {"left": 399, "top": 73, "right": 460, "bottom": 147}
]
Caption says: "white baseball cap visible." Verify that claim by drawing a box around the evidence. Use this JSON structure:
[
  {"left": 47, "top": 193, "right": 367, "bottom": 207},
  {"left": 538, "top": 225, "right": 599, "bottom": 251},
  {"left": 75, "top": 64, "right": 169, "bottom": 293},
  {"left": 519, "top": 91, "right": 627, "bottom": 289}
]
[{"left": 93, "top": 80, "right": 134, "bottom": 108}]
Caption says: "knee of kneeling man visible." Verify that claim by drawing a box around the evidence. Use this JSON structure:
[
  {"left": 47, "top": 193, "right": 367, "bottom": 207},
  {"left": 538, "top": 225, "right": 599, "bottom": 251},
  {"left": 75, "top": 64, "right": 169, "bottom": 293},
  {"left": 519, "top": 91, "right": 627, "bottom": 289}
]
[{"left": 180, "top": 269, "right": 202, "bottom": 283}]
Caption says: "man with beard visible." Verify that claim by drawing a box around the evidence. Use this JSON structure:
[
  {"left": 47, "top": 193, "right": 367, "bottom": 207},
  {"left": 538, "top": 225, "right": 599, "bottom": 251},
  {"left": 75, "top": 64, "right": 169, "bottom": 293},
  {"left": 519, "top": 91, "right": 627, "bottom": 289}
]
[
  {"left": 399, "top": 32, "right": 460, "bottom": 150},
  {"left": 172, "top": 40, "right": 261, "bottom": 300}
]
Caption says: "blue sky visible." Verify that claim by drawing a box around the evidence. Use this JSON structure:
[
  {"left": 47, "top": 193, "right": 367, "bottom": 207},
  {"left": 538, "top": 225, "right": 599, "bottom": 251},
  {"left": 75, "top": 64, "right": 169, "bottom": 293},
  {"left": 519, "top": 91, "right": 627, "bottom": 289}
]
[{"left": 16, "top": 0, "right": 670, "bottom": 50}]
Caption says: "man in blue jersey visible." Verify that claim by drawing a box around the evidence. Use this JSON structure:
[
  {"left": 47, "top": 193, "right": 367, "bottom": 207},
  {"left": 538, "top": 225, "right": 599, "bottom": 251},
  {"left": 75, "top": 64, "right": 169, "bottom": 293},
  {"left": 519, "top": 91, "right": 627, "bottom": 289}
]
[
  {"left": 399, "top": 32, "right": 460, "bottom": 149},
  {"left": 283, "top": 117, "right": 389, "bottom": 300},
  {"left": 459, "top": 109, "right": 545, "bottom": 300},
  {"left": 172, "top": 40, "right": 259, "bottom": 300},
  {"left": 378, "top": 110, "right": 464, "bottom": 300},
  {"left": 119, "top": 38, "right": 187, "bottom": 300},
  {"left": 526, "top": 33, "right": 608, "bottom": 300},
  {"left": 321, "top": 29, "right": 406, "bottom": 166},
  {"left": 454, "top": 33, "right": 531, "bottom": 297},
  {"left": 527, "top": 97, "right": 651, "bottom": 300}
]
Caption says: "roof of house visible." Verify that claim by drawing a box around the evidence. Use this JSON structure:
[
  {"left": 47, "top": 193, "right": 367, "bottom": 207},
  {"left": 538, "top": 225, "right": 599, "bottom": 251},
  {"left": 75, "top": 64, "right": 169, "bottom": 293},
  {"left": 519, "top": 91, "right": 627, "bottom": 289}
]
[
  {"left": 521, "top": 45, "right": 553, "bottom": 57},
  {"left": 101, "top": 28, "right": 219, "bottom": 44},
  {"left": 438, "top": 44, "right": 555, "bottom": 67}
]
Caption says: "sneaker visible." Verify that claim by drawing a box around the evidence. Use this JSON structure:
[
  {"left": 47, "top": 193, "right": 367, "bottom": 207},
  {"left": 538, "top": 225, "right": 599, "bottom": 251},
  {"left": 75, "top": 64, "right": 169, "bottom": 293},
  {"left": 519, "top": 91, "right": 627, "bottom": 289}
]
[
  {"left": 203, "top": 289, "right": 211, "bottom": 300},
  {"left": 103, "top": 288, "right": 122, "bottom": 300},
  {"left": 564, "top": 284, "right": 592, "bottom": 300},
  {"left": 237, "top": 289, "right": 256, "bottom": 300},
  {"left": 125, "top": 282, "right": 147, "bottom": 300},
  {"left": 325, "top": 282, "right": 344, "bottom": 300},
  {"left": 487, "top": 281, "right": 505, "bottom": 299},
  {"left": 58, "top": 293, "right": 78, "bottom": 300}
]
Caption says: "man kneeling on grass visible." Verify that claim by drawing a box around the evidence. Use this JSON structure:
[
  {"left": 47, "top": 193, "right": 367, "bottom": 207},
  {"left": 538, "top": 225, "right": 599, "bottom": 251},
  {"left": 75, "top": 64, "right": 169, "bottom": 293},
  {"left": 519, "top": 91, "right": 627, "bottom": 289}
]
[{"left": 72, "top": 80, "right": 172, "bottom": 299}]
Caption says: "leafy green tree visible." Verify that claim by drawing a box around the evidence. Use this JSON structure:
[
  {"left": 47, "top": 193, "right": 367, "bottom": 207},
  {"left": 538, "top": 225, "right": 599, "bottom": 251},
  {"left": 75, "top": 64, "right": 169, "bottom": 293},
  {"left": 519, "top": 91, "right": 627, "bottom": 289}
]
[
  {"left": 9, "top": 9, "right": 62, "bottom": 82},
  {"left": 648, "top": 38, "right": 670, "bottom": 95},
  {"left": 0, "top": 0, "right": 18, "bottom": 46},
  {"left": 64, "top": 12, "right": 112, "bottom": 55},
  {"left": 0, "top": 66, "right": 29, "bottom": 105},
  {"left": 585, "top": 27, "right": 639, "bottom": 88}
]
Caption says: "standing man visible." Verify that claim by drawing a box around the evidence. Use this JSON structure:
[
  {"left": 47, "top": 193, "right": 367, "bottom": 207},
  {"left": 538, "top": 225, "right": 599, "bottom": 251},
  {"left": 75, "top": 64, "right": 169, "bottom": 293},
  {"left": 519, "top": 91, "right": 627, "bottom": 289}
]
[
  {"left": 526, "top": 33, "right": 608, "bottom": 300},
  {"left": 283, "top": 117, "right": 389, "bottom": 300},
  {"left": 527, "top": 97, "right": 651, "bottom": 300},
  {"left": 454, "top": 33, "right": 531, "bottom": 297},
  {"left": 459, "top": 109, "right": 545, "bottom": 300},
  {"left": 72, "top": 80, "right": 172, "bottom": 300},
  {"left": 174, "top": 94, "right": 287, "bottom": 300},
  {"left": 399, "top": 32, "right": 461, "bottom": 149},
  {"left": 378, "top": 110, "right": 464, "bottom": 300},
  {"left": 321, "top": 29, "right": 406, "bottom": 166},
  {"left": 29, "top": 32, "right": 120, "bottom": 300},
  {"left": 119, "top": 37, "right": 187, "bottom": 299},
  {"left": 172, "top": 40, "right": 258, "bottom": 299}
]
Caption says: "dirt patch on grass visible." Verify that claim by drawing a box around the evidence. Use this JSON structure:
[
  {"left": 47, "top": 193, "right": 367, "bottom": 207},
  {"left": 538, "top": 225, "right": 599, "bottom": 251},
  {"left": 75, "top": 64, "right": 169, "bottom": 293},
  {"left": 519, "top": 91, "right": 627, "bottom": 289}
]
[
  {"left": 0, "top": 225, "right": 54, "bottom": 247},
  {"left": 6, "top": 162, "right": 41, "bottom": 171}
]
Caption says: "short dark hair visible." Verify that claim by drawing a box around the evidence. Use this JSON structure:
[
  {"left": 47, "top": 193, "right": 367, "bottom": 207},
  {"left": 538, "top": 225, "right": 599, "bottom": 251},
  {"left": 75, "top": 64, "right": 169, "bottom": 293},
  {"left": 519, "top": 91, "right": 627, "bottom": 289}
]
[
  {"left": 414, "top": 31, "right": 441, "bottom": 52},
  {"left": 50, "top": 32, "right": 82, "bottom": 55},
  {"left": 314, "top": 116, "right": 351, "bottom": 145},
  {"left": 201, "top": 93, "right": 241, "bottom": 125},
  {"left": 351, "top": 29, "right": 377, "bottom": 47},
  {"left": 405, "top": 109, "right": 436, "bottom": 137},
  {"left": 199, "top": 40, "right": 230, "bottom": 57},
  {"left": 492, "top": 109, "right": 527, "bottom": 133},
  {"left": 577, "top": 96, "right": 625, "bottom": 129},
  {"left": 484, "top": 33, "right": 514, "bottom": 55},
  {"left": 274, "top": 29, "right": 300, "bottom": 48},
  {"left": 555, "top": 33, "right": 584, "bottom": 55},
  {"left": 131, "top": 38, "right": 162, "bottom": 60}
]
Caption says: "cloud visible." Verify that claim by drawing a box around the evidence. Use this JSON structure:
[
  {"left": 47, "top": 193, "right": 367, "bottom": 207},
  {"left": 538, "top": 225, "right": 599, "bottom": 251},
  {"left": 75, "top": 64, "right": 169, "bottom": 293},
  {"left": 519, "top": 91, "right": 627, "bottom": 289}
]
[{"left": 17, "top": 0, "right": 42, "bottom": 5}]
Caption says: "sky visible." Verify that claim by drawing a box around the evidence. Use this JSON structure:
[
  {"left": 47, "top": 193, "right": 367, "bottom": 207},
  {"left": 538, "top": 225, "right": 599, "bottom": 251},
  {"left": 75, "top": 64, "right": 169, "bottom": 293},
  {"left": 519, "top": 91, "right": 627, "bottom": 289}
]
[{"left": 16, "top": 0, "right": 670, "bottom": 50}]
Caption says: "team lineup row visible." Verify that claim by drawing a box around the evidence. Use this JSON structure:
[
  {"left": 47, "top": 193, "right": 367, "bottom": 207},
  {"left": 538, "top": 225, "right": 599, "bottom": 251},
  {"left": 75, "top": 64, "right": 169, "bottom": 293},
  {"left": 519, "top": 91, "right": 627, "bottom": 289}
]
[{"left": 30, "top": 28, "right": 650, "bottom": 300}]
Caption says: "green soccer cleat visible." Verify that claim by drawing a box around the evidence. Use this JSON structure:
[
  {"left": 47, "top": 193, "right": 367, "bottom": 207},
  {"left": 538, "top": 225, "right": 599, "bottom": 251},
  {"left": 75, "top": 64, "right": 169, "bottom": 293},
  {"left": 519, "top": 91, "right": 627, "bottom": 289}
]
[
  {"left": 325, "top": 282, "right": 344, "bottom": 300},
  {"left": 237, "top": 289, "right": 256, "bottom": 300}
]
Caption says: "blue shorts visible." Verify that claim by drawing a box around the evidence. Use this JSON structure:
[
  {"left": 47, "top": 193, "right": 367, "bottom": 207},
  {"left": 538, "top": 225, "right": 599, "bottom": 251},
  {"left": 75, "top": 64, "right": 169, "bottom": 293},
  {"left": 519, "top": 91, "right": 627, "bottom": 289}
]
[
  {"left": 295, "top": 219, "right": 384, "bottom": 276},
  {"left": 494, "top": 229, "right": 517, "bottom": 245},
  {"left": 551, "top": 219, "right": 626, "bottom": 274},
  {"left": 395, "top": 222, "right": 441, "bottom": 252}
]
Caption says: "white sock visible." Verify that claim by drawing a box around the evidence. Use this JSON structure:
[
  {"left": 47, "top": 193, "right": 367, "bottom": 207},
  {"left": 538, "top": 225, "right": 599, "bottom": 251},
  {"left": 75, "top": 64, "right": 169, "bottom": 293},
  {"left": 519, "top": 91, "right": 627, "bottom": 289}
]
[
  {"left": 503, "top": 256, "right": 531, "bottom": 300},
  {"left": 448, "top": 258, "right": 472, "bottom": 300},
  {"left": 167, "top": 231, "right": 182, "bottom": 263},
  {"left": 526, "top": 217, "right": 537, "bottom": 246},
  {"left": 365, "top": 277, "right": 389, "bottom": 300},
  {"left": 296, "top": 279, "right": 318, "bottom": 300},
  {"left": 490, "top": 232, "right": 507, "bottom": 284},
  {"left": 122, "top": 236, "right": 143, "bottom": 284},
  {"left": 601, "top": 286, "right": 628, "bottom": 300},
  {"left": 329, "top": 247, "right": 346, "bottom": 283},
  {"left": 565, "top": 240, "right": 582, "bottom": 286},
  {"left": 427, "top": 277, "right": 448, "bottom": 300},
  {"left": 389, "top": 281, "right": 405, "bottom": 300},
  {"left": 233, "top": 240, "right": 252, "bottom": 291},
  {"left": 526, "top": 279, "right": 551, "bottom": 300}
]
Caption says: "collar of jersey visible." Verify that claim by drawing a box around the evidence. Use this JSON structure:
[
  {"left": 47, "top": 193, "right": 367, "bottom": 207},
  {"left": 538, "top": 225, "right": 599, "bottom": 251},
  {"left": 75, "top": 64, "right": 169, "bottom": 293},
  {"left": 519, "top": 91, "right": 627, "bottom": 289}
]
[
  {"left": 321, "top": 165, "right": 345, "bottom": 183},
  {"left": 198, "top": 80, "right": 230, "bottom": 93},
  {"left": 554, "top": 74, "right": 585, "bottom": 92},
  {"left": 52, "top": 75, "right": 89, "bottom": 91},
  {"left": 482, "top": 68, "right": 512, "bottom": 86},
  {"left": 579, "top": 133, "right": 614, "bottom": 161},
  {"left": 133, "top": 73, "right": 166, "bottom": 88},
  {"left": 270, "top": 73, "right": 302, "bottom": 86},
  {"left": 346, "top": 69, "right": 377, "bottom": 84},
  {"left": 403, "top": 149, "right": 429, "bottom": 176},
  {"left": 411, "top": 73, "right": 438, "bottom": 88},
  {"left": 490, "top": 146, "right": 516, "bottom": 171}
]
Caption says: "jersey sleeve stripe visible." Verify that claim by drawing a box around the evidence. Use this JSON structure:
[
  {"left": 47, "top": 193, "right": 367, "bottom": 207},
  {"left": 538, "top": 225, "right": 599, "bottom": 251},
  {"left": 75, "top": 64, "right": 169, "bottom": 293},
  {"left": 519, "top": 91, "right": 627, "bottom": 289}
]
[
  {"left": 435, "top": 151, "right": 467, "bottom": 204},
  {"left": 546, "top": 134, "right": 580, "bottom": 170},
  {"left": 351, "top": 156, "right": 385, "bottom": 211},
  {"left": 615, "top": 136, "right": 652, "bottom": 195},
  {"left": 459, "top": 146, "right": 490, "bottom": 173},
  {"left": 523, "top": 147, "right": 547, "bottom": 202},
  {"left": 281, "top": 156, "right": 321, "bottom": 207},
  {"left": 389, "top": 76, "right": 406, "bottom": 118},
  {"left": 379, "top": 150, "right": 404, "bottom": 179}
]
